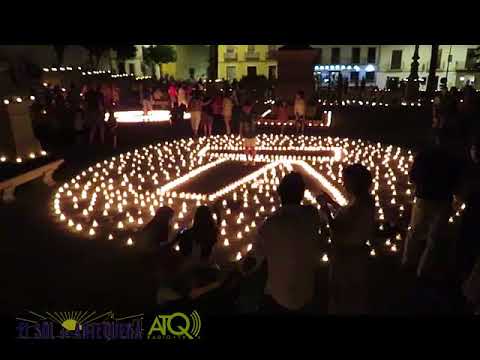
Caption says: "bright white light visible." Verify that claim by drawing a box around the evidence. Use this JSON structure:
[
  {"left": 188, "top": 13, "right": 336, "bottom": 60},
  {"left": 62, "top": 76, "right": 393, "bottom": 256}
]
[
  {"left": 107, "top": 110, "right": 175, "bottom": 123},
  {"left": 261, "top": 109, "right": 272, "bottom": 118},
  {"left": 365, "top": 64, "right": 375, "bottom": 72}
]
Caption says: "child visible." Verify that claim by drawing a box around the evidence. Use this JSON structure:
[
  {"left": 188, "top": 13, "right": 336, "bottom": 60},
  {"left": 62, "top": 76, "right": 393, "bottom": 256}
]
[
  {"left": 106, "top": 111, "right": 118, "bottom": 149},
  {"left": 294, "top": 91, "right": 306, "bottom": 135},
  {"left": 277, "top": 99, "right": 289, "bottom": 135},
  {"left": 189, "top": 93, "right": 203, "bottom": 137},
  {"left": 142, "top": 87, "right": 153, "bottom": 116},
  {"left": 201, "top": 96, "right": 214, "bottom": 137},
  {"left": 223, "top": 94, "right": 234, "bottom": 135},
  {"left": 239, "top": 101, "right": 257, "bottom": 166}
]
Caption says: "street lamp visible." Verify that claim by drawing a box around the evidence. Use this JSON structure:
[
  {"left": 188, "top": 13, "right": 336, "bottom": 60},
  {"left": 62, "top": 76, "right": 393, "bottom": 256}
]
[
  {"left": 406, "top": 45, "right": 420, "bottom": 101},
  {"left": 445, "top": 45, "right": 453, "bottom": 88}
]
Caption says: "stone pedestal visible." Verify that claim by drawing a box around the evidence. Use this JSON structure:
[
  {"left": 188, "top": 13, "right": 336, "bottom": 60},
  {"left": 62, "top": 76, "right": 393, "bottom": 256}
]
[
  {"left": 275, "top": 46, "right": 318, "bottom": 102},
  {"left": 0, "top": 100, "right": 43, "bottom": 160}
]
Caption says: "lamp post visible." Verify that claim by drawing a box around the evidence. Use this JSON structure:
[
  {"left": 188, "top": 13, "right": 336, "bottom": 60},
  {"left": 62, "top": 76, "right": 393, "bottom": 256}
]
[
  {"left": 445, "top": 45, "right": 453, "bottom": 88},
  {"left": 426, "top": 44, "right": 440, "bottom": 95},
  {"left": 406, "top": 45, "right": 420, "bottom": 101}
]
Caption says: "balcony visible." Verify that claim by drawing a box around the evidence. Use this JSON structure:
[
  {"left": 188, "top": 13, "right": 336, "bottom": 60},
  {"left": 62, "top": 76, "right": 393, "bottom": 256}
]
[
  {"left": 224, "top": 52, "right": 238, "bottom": 61},
  {"left": 266, "top": 50, "right": 277, "bottom": 60},
  {"left": 245, "top": 51, "right": 260, "bottom": 61}
]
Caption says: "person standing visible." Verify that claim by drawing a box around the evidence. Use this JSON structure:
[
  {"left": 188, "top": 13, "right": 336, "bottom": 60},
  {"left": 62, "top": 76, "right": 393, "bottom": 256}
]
[
  {"left": 53, "top": 85, "right": 66, "bottom": 136},
  {"left": 177, "top": 84, "right": 188, "bottom": 109},
  {"left": 277, "top": 99, "right": 289, "bottom": 135},
  {"left": 106, "top": 110, "right": 118, "bottom": 149},
  {"left": 458, "top": 86, "right": 479, "bottom": 149},
  {"left": 222, "top": 93, "right": 234, "bottom": 135},
  {"left": 142, "top": 86, "right": 153, "bottom": 115},
  {"left": 67, "top": 83, "right": 83, "bottom": 144},
  {"left": 168, "top": 82, "right": 177, "bottom": 109},
  {"left": 85, "top": 84, "right": 105, "bottom": 145},
  {"left": 189, "top": 93, "right": 203, "bottom": 137},
  {"left": 401, "top": 146, "right": 462, "bottom": 279},
  {"left": 432, "top": 86, "right": 457, "bottom": 146},
  {"left": 239, "top": 101, "right": 257, "bottom": 165},
  {"left": 455, "top": 136, "right": 480, "bottom": 281},
  {"left": 247, "top": 172, "right": 322, "bottom": 314},
  {"left": 201, "top": 96, "right": 214, "bottom": 137},
  {"left": 231, "top": 87, "right": 241, "bottom": 134},
  {"left": 212, "top": 94, "right": 224, "bottom": 132},
  {"left": 317, "top": 164, "right": 375, "bottom": 315},
  {"left": 294, "top": 91, "right": 306, "bottom": 135}
]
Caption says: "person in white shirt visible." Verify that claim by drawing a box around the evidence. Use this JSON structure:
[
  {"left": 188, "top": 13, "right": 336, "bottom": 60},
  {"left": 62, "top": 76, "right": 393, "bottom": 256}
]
[
  {"left": 248, "top": 172, "right": 322, "bottom": 314},
  {"left": 294, "top": 91, "right": 306, "bottom": 134},
  {"left": 177, "top": 85, "right": 188, "bottom": 109}
]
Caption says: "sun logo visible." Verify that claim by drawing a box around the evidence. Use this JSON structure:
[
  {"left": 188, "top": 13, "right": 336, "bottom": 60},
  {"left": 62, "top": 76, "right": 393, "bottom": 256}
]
[
  {"left": 62, "top": 318, "right": 81, "bottom": 331},
  {"left": 17, "top": 310, "right": 114, "bottom": 331}
]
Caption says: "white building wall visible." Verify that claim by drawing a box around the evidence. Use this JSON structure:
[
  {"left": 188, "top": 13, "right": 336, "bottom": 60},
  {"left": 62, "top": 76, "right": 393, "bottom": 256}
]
[
  {"left": 377, "top": 45, "right": 479, "bottom": 90},
  {"left": 311, "top": 45, "right": 380, "bottom": 65},
  {"left": 311, "top": 45, "right": 381, "bottom": 85}
]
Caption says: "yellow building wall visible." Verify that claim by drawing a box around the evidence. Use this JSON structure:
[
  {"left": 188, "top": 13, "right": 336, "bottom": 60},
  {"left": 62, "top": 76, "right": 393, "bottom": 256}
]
[
  {"left": 218, "top": 45, "right": 277, "bottom": 80},
  {"left": 161, "top": 62, "right": 176, "bottom": 78},
  {"left": 150, "top": 45, "right": 209, "bottom": 80}
]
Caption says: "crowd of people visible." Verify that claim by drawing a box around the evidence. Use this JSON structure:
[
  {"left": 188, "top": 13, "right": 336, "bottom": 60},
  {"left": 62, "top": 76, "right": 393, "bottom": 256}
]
[
  {"left": 26, "top": 73, "right": 480, "bottom": 315},
  {"left": 129, "top": 132, "right": 480, "bottom": 315},
  {"left": 431, "top": 84, "right": 480, "bottom": 149},
  {"left": 31, "top": 81, "right": 120, "bottom": 150}
]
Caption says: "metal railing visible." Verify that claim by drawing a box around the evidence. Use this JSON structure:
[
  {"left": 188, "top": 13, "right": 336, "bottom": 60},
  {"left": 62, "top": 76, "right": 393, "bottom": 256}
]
[
  {"left": 224, "top": 52, "right": 238, "bottom": 61},
  {"left": 245, "top": 51, "right": 260, "bottom": 60}
]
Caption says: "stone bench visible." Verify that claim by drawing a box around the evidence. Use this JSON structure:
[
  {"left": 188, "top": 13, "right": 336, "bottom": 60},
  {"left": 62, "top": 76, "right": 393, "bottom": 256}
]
[{"left": 0, "top": 159, "right": 64, "bottom": 203}]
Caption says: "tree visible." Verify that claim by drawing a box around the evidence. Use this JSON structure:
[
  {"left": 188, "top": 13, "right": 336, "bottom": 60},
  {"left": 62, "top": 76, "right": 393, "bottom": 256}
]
[
  {"left": 53, "top": 45, "right": 67, "bottom": 65},
  {"left": 81, "top": 45, "right": 113, "bottom": 68},
  {"left": 112, "top": 45, "right": 137, "bottom": 73},
  {"left": 473, "top": 46, "right": 480, "bottom": 70},
  {"left": 426, "top": 44, "right": 439, "bottom": 95},
  {"left": 208, "top": 45, "right": 218, "bottom": 80},
  {"left": 143, "top": 45, "right": 176, "bottom": 78}
]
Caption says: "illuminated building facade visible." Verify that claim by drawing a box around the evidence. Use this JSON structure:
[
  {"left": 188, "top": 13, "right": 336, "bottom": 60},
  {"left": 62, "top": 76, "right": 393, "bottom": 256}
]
[
  {"left": 217, "top": 45, "right": 279, "bottom": 81},
  {"left": 376, "top": 45, "right": 479, "bottom": 90},
  {"left": 311, "top": 45, "right": 380, "bottom": 88}
]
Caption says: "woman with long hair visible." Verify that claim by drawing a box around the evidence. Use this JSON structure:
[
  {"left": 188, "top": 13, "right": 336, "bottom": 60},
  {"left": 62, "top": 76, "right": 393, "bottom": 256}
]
[
  {"left": 177, "top": 205, "right": 219, "bottom": 265},
  {"left": 137, "top": 206, "right": 175, "bottom": 252},
  {"left": 317, "top": 163, "right": 375, "bottom": 315},
  {"left": 156, "top": 204, "right": 223, "bottom": 305}
]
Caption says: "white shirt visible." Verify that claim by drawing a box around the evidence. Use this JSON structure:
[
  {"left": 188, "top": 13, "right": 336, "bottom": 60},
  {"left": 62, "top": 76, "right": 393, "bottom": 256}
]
[{"left": 254, "top": 204, "right": 321, "bottom": 310}]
